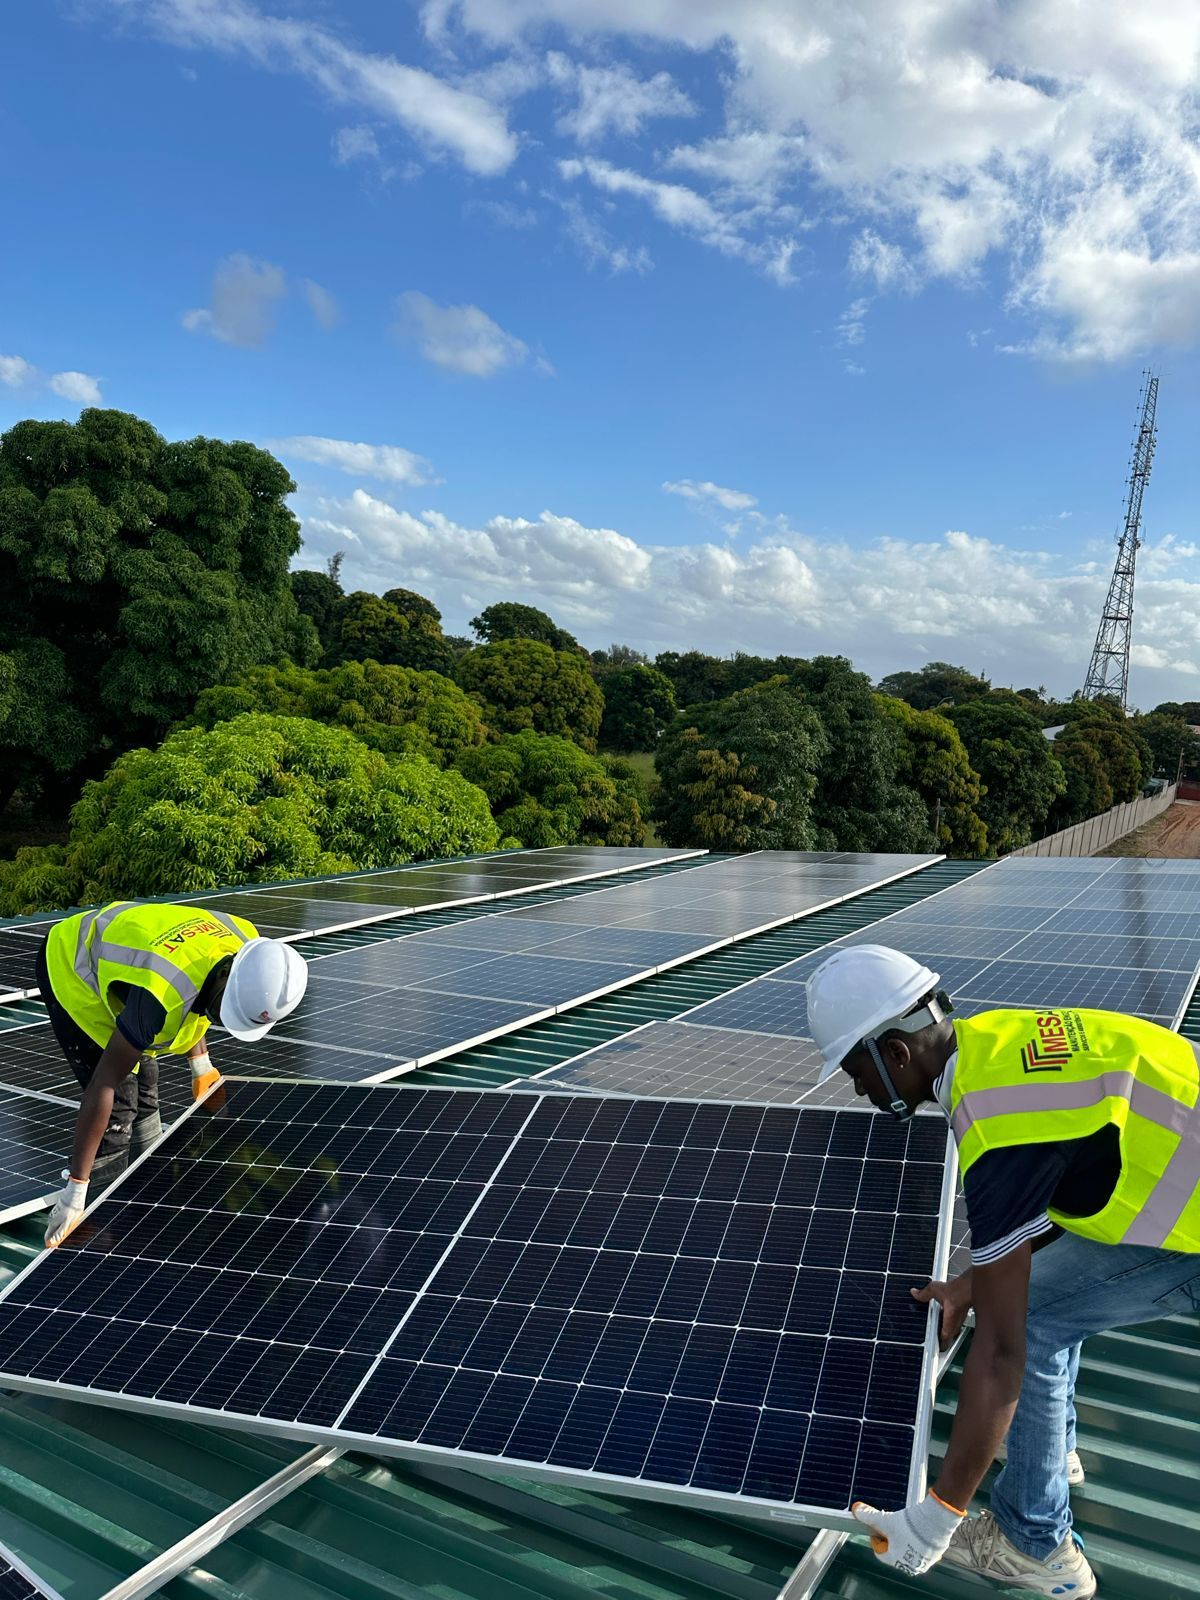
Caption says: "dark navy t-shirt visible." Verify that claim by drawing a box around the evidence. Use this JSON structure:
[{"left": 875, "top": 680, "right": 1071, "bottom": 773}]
[
  {"left": 939, "top": 1054, "right": 1121, "bottom": 1266},
  {"left": 110, "top": 983, "right": 168, "bottom": 1054}
]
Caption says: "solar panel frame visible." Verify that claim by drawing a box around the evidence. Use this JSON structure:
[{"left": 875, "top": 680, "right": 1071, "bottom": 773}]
[
  {"left": 0, "top": 1078, "right": 958, "bottom": 1531},
  {"left": 0, "top": 846, "right": 709, "bottom": 1002},
  {"left": 0, "top": 852, "right": 942, "bottom": 1223},
  {"left": 522, "top": 854, "right": 1200, "bottom": 1108},
  {"left": 0, "top": 1542, "right": 65, "bottom": 1600}
]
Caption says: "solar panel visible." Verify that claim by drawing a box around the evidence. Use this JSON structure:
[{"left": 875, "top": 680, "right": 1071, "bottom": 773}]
[
  {"left": 0, "top": 846, "right": 708, "bottom": 1002},
  {"left": 0, "top": 1078, "right": 956, "bottom": 1528},
  {"left": 0, "top": 852, "right": 941, "bottom": 1222},
  {"left": 528, "top": 855, "right": 1200, "bottom": 1109},
  {"left": 0, "top": 1543, "right": 65, "bottom": 1600}
]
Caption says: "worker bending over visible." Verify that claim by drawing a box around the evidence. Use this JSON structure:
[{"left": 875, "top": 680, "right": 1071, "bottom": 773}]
[
  {"left": 38, "top": 901, "right": 307, "bottom": 1248},
  {"left": 805, "top": 944, "right": 1199, "bottom": 1599}
]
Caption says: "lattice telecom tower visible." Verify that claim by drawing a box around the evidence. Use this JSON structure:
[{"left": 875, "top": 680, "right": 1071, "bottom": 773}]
[{"left": 1082, "top": 372, "right": 1159, "bottom": 709}]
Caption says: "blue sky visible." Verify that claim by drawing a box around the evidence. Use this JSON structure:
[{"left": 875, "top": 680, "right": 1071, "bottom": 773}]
[{"left": 4, "top": 0, "right": 1200, "bottom": 704}]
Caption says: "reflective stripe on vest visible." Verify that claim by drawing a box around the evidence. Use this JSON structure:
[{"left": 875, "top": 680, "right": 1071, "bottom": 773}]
[
  {"left": 951, "top": 1009, "right": 1200, "bottom": 1253},
  {"left": 48, "top": 901, "right": 256, "bottom": 1055}
]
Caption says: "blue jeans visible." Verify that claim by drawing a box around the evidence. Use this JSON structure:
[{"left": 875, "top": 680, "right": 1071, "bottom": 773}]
[{"left": 991, "top": 1233, "right": 1200, "bottom": 1559}]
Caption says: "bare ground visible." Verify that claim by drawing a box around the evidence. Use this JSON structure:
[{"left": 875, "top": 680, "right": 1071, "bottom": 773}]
[{"left": 1099, "top": 800, "right": 1200, "bottom": 858}]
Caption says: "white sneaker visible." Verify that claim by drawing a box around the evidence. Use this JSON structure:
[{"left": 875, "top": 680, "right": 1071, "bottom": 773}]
[
  {"left": 942, "top": 1510, "right": 1097, "bottom": 1598},
  {"left": 996, "top": 1444, "right": 1086, "bottom": 1486}
]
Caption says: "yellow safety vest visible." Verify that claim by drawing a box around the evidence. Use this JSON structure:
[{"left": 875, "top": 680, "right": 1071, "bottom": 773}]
[
  {"left": 951, "top": 1009, "right": 1200, "bottom": 1252},
  {"left": 45, "top": 901, "right": 257, "bottom": 1057}
]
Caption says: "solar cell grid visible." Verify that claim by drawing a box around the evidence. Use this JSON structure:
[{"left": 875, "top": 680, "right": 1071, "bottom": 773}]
[
  {"left": 0, "top": 846, "right": 709, "bottom": 1001},
  {"left": 0, "top": 851, "right": 941, "bottom": 1220},
  {"left": 0, "top": 1079, "right": 954, "bottom": 1525},
  {"left": 526, "top": 855, "right": 1200, "bottom": 1109}
]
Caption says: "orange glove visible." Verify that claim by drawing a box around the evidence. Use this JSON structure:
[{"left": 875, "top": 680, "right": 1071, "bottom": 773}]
[{"left": 190, "top": 1052, "right": 221, "bottom": 1102}]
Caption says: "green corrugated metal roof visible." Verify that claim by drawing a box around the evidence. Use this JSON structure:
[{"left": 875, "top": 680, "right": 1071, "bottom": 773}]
[{"left": 1, "top": 853, "right": 1195, "bottom": 1600}]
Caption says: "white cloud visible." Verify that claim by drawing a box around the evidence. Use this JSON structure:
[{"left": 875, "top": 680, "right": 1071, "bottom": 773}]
[
  {"left": 333, "top": 124, "right": 380, "bottom": 165},
  {"left": 843, "top": 361, "right": 866, "bottom": 376},
  {"left": 546, "top": 52, "right": 695, "bottom": 142},
  {"left": 428, "top": 0, "right": 1200, "bottom": 360},
  {"left": 559, "top": 155, "right": 797, "bottom": 283},
  {"left": 295, "top": 480, "right": 1200, "bottom": 699},
  {"left": 48, "top": 370, "right": 103, "bottom": 405},
  {"left": 0, "top": 355, "right": 101, "bottom": 405},
  {"left": 183, "top": 253, "right": 287, "bottom": 347},
  {"left": 561, "top": 198, "right": 652, "bottom": 273},
  {"left": 114, "top": 0, "right": 517, "bottom": 175},
  {"left": 0, "top": 355, "right": 37, "bottom": 388},
  {"left": 850, "top": 229, "right": 918, "bottom": 292},
  {"left": 394, "top": 291, "right": 534, "bottom": 376},
  {"left": 836, "top": 297, "right": 870, "bottom": 346},
  {"left": 664, "top": 479, "right": 758, "bottom": 512},
  {"left": 470, "top": 197, "right": 539, "bottom": 228},
  {"left": 267, "top": 435, "right": 440, "bottom": 487},
  {"left": 301, "top": 279, "right": 340, "bottom": 330}
]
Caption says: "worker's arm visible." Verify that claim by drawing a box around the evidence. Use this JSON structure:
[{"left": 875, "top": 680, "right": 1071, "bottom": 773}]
[
  {"left": 912, "top": 1270, "right": 973, "bottom": 1349},
  {"left": 45, "top": 1031, "right": 141, "bottom": 1248},
  {"left": 853, "top": 1246, "right": 1031, "bottom": 1573},
  {"left": 931, "top": 1242, "right": 1031, "bottom": 1510}
]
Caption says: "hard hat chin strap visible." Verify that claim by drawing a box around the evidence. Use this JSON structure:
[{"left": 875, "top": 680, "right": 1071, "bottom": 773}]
[
  {"left": 865, "top": 1034, "right": 911, "bottom": 1121},
  {"left": 861, "top": 991, "right": 953, "bottom": 1122}
]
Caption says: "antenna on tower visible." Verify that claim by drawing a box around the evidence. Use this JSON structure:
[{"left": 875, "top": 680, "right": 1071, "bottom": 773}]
[{"left": 1081, "top": 372, "right": 1159, "bottom": 711}]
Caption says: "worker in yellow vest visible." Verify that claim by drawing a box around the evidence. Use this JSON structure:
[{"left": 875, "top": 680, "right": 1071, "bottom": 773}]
[
  {"left": 804, "top": 944, "right": 1199, "bottom": 1600},
  {"left": 36, "top": 901, "right": 308, "bottom": 1249}
]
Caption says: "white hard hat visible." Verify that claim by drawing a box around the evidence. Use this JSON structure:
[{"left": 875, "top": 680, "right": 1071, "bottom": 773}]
[
  {"left": 219, "top": 938, "right": 308, "bottom": 1042},
  {"left": 805, "top": 944, "right": 942, "bottom": 1084}
]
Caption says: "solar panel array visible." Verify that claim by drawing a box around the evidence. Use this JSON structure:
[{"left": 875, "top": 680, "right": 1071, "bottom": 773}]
[
  {"left": 0, "top": 852, "right": 939, "bottom": 1222},
  {"left": 0, "top": 1542, "right": 63, "bottom": 1600},
  {"left": 0, "top": 846, "right": 706, "bottom": 1003},
  {"left": 530, "top": 856, "right": 1200, "bottom": 1108},
  {"left": 0, "top": 1078, "right": 955, "bottom": 1526}
]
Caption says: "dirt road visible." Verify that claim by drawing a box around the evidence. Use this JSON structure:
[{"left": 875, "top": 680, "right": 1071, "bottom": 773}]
[{"left": 1100, "top": 801, "right": 1200, "bottom": 858}]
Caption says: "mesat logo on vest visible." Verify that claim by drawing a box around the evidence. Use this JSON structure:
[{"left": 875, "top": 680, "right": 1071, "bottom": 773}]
[{"left": 1020, "top": 1010, "right": 1088, "bottom": 1073}]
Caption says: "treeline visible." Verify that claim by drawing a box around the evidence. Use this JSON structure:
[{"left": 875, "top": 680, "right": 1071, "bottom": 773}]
[{"left": 1, "top": 410, "right": 1196, "bottom": 915}]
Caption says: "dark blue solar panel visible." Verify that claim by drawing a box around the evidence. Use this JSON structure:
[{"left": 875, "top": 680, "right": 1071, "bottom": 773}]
[
  {"left": 0, "top": 1546, "right": 62, "bottom": 1600},
  {"left": 0, "top": 1080, "right": 952, "bottom": 1522}
]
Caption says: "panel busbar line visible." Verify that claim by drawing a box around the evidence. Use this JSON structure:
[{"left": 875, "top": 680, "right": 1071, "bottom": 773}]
[
  {"left": 0, "top": 846, "right": 709, "bottom": 1003},
  {"left": 527, "top": 856, "right": 1200, "bottom": 1108},
  {"left": 0, "top": 852, "right": 942, "bottom": 1224},
  {"left": 206, "top": 852, "right": 942, "bottom": 1086},
  {"left": 0, "top": 1078, "right": 956, "bottom": 1530}
]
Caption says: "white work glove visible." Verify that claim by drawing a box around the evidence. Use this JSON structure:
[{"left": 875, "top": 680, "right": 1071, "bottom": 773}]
[
  {"left": 191, "top": 1052, "right": 221, "bottom": 1102},
  {"left": 44, "top": 1173, "right": 88, "bottom": 1249},
  {"left": 852, "top": 1492, "right": 965, "bottom": 1575}
]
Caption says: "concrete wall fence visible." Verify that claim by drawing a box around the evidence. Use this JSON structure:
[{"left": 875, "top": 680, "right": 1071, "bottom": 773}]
[{"left": 1009, "top": 783, "right": 1178, "bottom": 858}]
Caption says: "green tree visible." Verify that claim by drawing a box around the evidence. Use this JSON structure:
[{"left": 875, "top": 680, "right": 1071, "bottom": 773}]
[
  {"left": 876, "top": 661, "right": 991, "bottom": 710},
  {"left": 0, "top": 714, "right": 499, "bottom": 914},
  {"left": 189, "top": 659, "right": 487, "bottom": 766},
  {"left": 290, "top": 567, "right": 344, "bottom": 658},
  {"left": 590, "top": 643, "right": 649, "bottom": 678},
  {"left": 789, "top": 657, "right": 933, "bottom": 852},
  {"left": 0, "top": 409, "right": 317, "bottom": 811},
  {"left": 456, "top": 638, "right": 604, "bottom": 750},
  {"left": 333, "top": 589, "right": 456, "bottom": 675},
  {"left": 653, "top": 683, "right": 828, "bottom": 849},
  {"left": 1048, "top": 736, "right": 1113, "bottom": 829},
  {"left": 456, "top": 731, "right": 645, "bottom": 846},
  {"left": 875, "top": 695, "right": 988, "bottom": 856},
  {"left": 599, "top": 664, "right": 678, "bottom": 752},
  {"left": 469, "top": 601, "right": 581, "bottom": 654},
  {"left": 946, "top": 699, "right": 1065, "bottom": 851},
  {"left": 1131, "top": 712, "right": 1200, "bottom": 779},
  {"left": 653, "top": 651, "right": 734, "bottom": 708}
]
